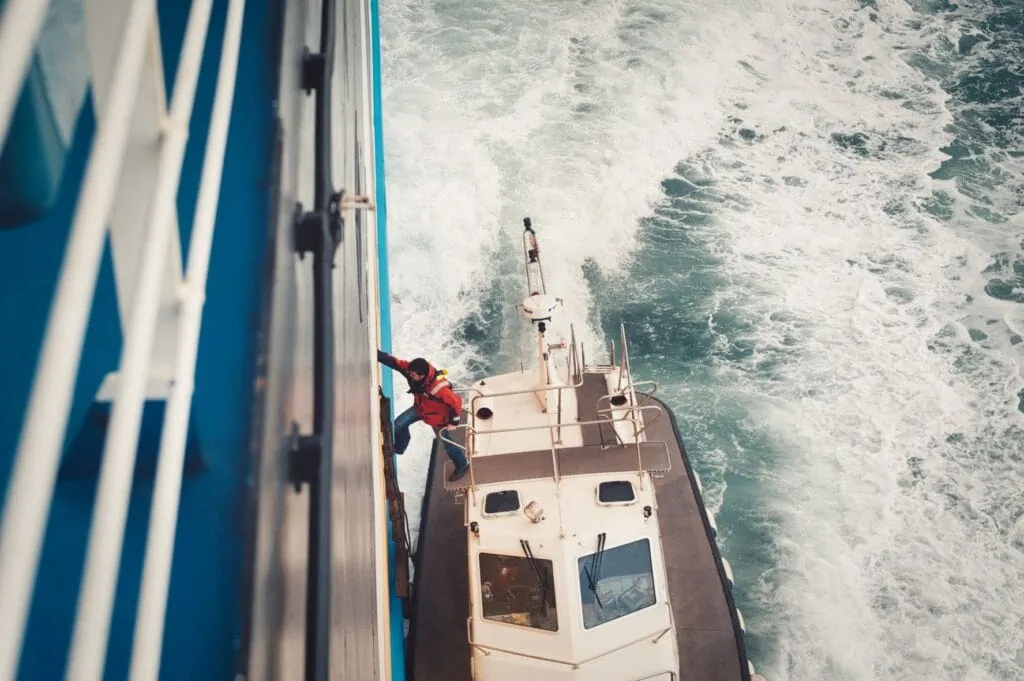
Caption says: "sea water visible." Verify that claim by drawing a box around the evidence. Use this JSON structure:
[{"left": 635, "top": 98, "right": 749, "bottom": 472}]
[{"left": 378, "top": 1, "right": 1024, "bottom": 678}]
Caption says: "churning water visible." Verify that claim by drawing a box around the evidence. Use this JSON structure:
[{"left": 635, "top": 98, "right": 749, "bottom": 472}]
[{"left": 378, "top": 1, "right": 1024, "bottom": 678}]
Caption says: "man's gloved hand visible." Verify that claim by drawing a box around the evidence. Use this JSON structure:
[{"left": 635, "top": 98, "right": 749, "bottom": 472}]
[{"left": 449, "top": 417, "right": 460, "bottom": 426}]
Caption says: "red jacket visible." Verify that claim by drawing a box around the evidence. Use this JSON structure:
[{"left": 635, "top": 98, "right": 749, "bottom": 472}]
[{"left": 378, "top": 351, "right": 463, "bottom": 428}]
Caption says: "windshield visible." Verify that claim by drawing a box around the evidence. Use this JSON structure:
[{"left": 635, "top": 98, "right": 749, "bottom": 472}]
[
  {"left": 478, "top": 552, "right": 558, "bottom": 631},
  {"left": 578, "top": 538, "right": 656, "bottom": 629}
]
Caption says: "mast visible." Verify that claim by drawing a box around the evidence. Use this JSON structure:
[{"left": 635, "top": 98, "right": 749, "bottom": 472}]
[{"left": 517, "top": 217, "right": 562, "bottom": 412}]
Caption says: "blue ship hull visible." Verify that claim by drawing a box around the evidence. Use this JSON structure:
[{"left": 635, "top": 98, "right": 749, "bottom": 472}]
[{"left": 0, "top": 0, "right": 404, "bottom": 678}]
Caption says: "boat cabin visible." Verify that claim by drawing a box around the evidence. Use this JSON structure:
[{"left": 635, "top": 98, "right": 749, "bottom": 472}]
[{"left": 442, "top": 331, "right": 680, "bottom": 680}]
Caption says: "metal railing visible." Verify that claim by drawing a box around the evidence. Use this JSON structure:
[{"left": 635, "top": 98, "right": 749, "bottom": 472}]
[
  {"left": 454, "top": 323, "right": 583, "bottom": 394},
  {"left": 582, "top": 324, "right": 664, "bottom": 451},
  {"left": 439, "top": 411, "right": 668, "bottom": 502},
  {"left": 616, "top": 324, "right": 634, "bottom": 392},
  {"left": 0, "top": 1, "right": 247, "bottom": 680},
  {"left": 597, "top": 380, "right": 662, "bottom": 439},
  {"left": 465, "top": 375, "right": 585, "bottom": 423},
  {"left": 595, "top": 403, "right": 664, "bottom": 446},
  {"left": 455, "top": 323, "right": 584, "bottom": 412},
  {"left": 440, "top": 322, "right": 668, "bottom": 498},
  {"left": 469, "top": 620, "right": 674, "bottom": 668}
]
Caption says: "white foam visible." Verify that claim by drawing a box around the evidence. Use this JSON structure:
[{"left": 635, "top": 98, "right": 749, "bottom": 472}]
[
  {"left": 379, "top": 0, "right": 1024, "bottom": 678},
  {"left": 380, "top": 0, "right": 750, "bottom": 543},
  {"left": 673, "top": 3, "right": 1024, "bottom": 679}
]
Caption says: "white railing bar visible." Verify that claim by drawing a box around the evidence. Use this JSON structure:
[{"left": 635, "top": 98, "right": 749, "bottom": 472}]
[
  {"left": 597, "top": 384, "right": 662, "bottom": 436},
  {"left": 452, "top": 331, "right": 583, "bottom": 403},
  {"left": 617, "top": 326, "right": 624, "bottom": 388},
  {"left": 439, "top": 415, "right": 651, "bottom": 452},
  {"left": 597, "top": 381, "right": 659, "bottom": 411},
  {"left": 465, "top": 425, "right": 479, "bottom": 506},
  {"left": 452, "top": 372, "right": 582, "bottom": 402},
  {"left": 596, "top": 403, "right": 662, "bottom": 419},
  {"left": 466, "top": 374, "right": 583, "bottom": 413},
  {"left": 64, "top": 2, "right": 214, "bottom": 680},
  {"left": 469, "top": 626, "right": 674, "bottom": 667},
  {"left": 0, "top": 1, "right": 156, "bottom": 678},
  {"left": 128, "top": 0, "right": 246, "bottom": 677},
  {"left": 0, "top": 0, "right": 53, "bottom": 146},
  {"left": 443, "top": 411, "right": 668, "bottom": 495}
]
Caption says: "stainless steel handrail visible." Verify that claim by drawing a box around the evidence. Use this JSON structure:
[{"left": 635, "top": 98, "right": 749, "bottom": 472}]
[
  {"left": 597, "top": 380, "right": 659, "bottom": 410},
  {"left": 440, "top": 415, "right": 649, "bottom": 454},
  {"left": 438, "top": 415, "right": 670, "bottom": 501},
  {"left": 440, "top": 322, "right": 670, "bottom": 497},
  {"left": 464, "top": 373, "right": 584, "bottom": 409},
  {"left": 468, "top": 625, "right": 674, "bottom": 668},
  {"left": 598, "top": 399, "right": 663, "bottom": 438}
]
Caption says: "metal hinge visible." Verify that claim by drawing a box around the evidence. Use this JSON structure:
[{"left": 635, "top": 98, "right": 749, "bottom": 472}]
[
  {"left": 287, "top": 422, "right": 321, "bottom": 492},
  {"left": 292, "top": 195, "right": 343, "bottom": 259},
  {"left": 301, "top": 47, "right": 325, "bottom": 95}
]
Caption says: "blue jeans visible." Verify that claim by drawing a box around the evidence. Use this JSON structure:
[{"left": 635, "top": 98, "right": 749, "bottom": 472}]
[{"left": 393, "top": 406, "right": 468, "bottom": 470}]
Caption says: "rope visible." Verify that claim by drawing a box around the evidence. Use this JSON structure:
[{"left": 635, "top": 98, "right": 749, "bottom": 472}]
[{"left": 379, "top": 390, "right": 414, "bottom": 601}]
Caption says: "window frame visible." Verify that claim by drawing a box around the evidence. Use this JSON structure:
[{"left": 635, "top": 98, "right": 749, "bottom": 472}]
[
  {"left": 476, "top": 550, "right": 560, "bottom": 632},
  {"left": 577, "top": 537, "right": 658, "bottom": 630},
  {"left": 595, "top": 480, "right": 637, "bottom": 506},
  {"left": 482, "top": 490, "right": 521, "bottom": 517}
]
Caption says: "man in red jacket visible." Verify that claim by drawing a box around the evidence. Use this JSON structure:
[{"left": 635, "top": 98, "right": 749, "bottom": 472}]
[{"left": 378, "top": 350, "right": 470, "bottom": 482}]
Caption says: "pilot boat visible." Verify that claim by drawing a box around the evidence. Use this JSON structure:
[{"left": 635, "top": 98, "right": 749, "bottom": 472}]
[{"left": 405, "top": 218, "right": 767, "bottom": 681}]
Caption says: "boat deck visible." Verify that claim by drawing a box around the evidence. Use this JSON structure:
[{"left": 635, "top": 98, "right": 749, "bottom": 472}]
[
  {"left": 406, "top": 394, "right": 750, "bottom": 681},
  {"left": 441, "top": 441, "right": 672, "bottom": 491},
  {"left": 578, "top": 369, "right": 611, "bottom": 446}
]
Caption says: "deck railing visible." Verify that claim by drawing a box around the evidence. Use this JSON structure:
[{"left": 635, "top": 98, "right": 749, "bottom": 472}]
[
  {"left": 442, "top": 321, "right": 665, "bottom": 500},
  {"left": 0, "top": 1, "right": 247, "bottom": 679},
  {"left": 439, "top": 402, "right": 667, "bottom": 504},
  {"left": 468, "top": 617, "right": 675, "bottom": 669},
  {"left": 597, "top": 380, "right": 663, "bottom": 439}
]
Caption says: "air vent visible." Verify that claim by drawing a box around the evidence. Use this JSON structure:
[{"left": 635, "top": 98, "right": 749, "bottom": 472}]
[
  {"left": 483, "top": 490, "right": 520, "bottom": 515},
  {"left": 597, "top": 481, "right": 635, "bottom": 504}
]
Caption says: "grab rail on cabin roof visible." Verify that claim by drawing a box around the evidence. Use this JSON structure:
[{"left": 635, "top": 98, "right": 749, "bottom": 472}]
[
  {"left": 440, "top": 323, "right": 665, "bottom": 497},
  {"left": 617, "top": 323, "right": 632, "bottom": 393},
  {"left": 0, "top": 1, "right": 247, "bottom": 680},
  {"left": 438, "top": 406, "right": 667, "bottom": 504},
  {"left": 464, "top": 373, "right": 585, "bottom": 414},
  {"left": 441, "top": 411, "right": 663, "bottom": 456},
  {"left": 468, "top": 622, "right": 675, "bottom": 669},
  {"left": 597, "top": 380, "right": 662, "bottom": 438},
  {"left": 448, "top": 323, "right": 584, "bottom": 403},
  {"left": 583, "top": 324, "right": 660, "bottom": 444}
]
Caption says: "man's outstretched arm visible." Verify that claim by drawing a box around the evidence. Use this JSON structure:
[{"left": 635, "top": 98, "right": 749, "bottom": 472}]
[{"left": 377, "top": 350, "right": 408, "bottom": 373}]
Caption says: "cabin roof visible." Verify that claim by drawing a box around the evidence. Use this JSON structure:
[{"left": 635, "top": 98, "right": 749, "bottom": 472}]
[{"left": 468, "top": 473, "right": 659, "bottom": 546}]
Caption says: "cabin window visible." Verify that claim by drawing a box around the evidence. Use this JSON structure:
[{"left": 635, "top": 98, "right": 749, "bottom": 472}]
[
  {"left": 484, "top": 490, "right": 520, "bottom": 515},
  {"left": 478, "top": 552, "right": 558, "bottom": 631},
  {"left": 578, "top": 538, "right": 656, "bottom": 629},
  {"left": 597, "top": 481, "right": 635, "bottom": 504}
]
